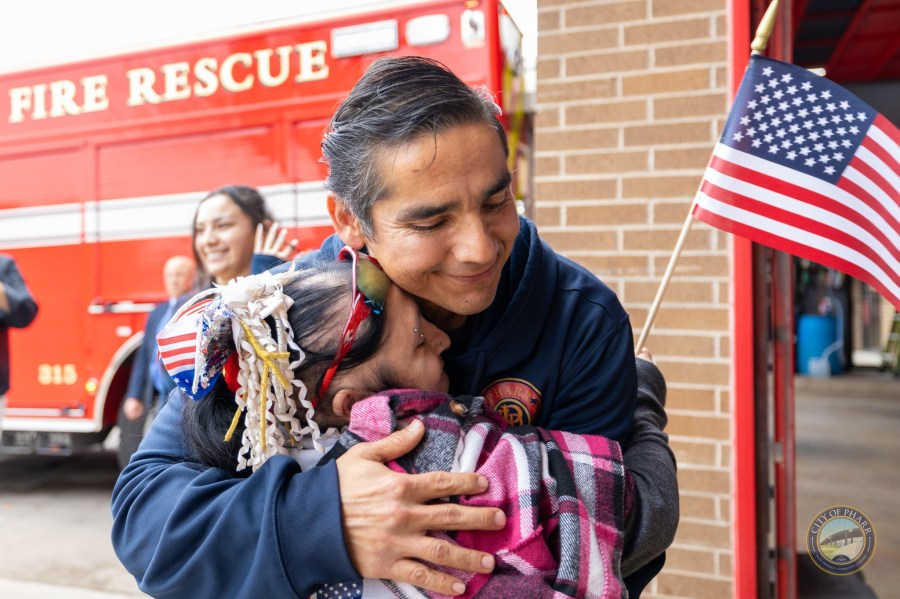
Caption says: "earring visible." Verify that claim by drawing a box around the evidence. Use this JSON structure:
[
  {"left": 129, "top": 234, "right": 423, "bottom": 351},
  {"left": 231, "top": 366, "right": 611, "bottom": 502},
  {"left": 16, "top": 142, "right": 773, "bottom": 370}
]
[{"left": 414, "top": 328, "right": 425, "bottom": 341}]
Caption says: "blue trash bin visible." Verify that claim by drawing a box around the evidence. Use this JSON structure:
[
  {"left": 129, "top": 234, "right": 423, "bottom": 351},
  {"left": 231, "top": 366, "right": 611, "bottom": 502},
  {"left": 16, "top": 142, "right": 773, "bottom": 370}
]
[{"left": 796, "top": 314, "right": 842, "bottom": 375}]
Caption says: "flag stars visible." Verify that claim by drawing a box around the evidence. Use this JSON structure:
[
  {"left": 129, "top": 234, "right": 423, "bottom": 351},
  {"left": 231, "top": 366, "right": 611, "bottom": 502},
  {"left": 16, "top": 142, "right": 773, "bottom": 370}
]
[
  {"left": 803, "top": 120, "right": 815, "bottom": 130},
  {"left": 773, "top": 90, "right": 785, "bottom": 100},
  {"left": 841, "top": 139, "right": 853, "bottom": 148},
  {"left": 760, "top": 94, "right": 772, "bottom": 104},
  {"left": 763, "top": 133, "right": 774, "bottom": 143},
  {"left": 801, "top": 81, "right": 813, "bottom": 91},
  {"left": 827, "top": 140, "right": 839, "bottom": 149},
  {"left": 811, "top": 105, "right": 824, "bottom": 115},
  {"left": 805, "top": 157, "right": 816, "bottom": 167},
  {"left": 762, "top": 66, "right": 774, "bottom": 76},
  {"left": 781, "top": 73, "right": 793, "bottom": 83},
  {"left": 819, "top": 154, "right": 831, "bottom": 164},
  {"left": 753, "top": 111, "right": 764, "bottom": 121},
  {"left": 786, "top": 85, "right": 798, "bottom": 95},
  {"left": 751, "top": 138, "right": 762, "bottom": 148},
  {"left": 817, "top": 117, "right": 829, "bottom": 126},
  {"left": 806, "top": 93, "right": 818, "bottom": 103},
  {"left": 793, "top": 97, "right": 804, "bottom": 107},
  {"left": 825, "top": 102, "right": 837, "bottom": 112},
  {"left": 768, "top": 78, "right": 780, "bottom": 88},
  {"left": 813, "top": 142, "right": 825, "bottom": 152},
  {"left": 820, "top": 90, "right": 832, "bottom": 100},
  {"left": 822, "top": 129, "right": 834, "bottom": 138},
  {"left": 766, "top": 106, "right": 778, "bottom": 116},
  {"left": 786, "top": 150, "right": 797, "bottom": 160},
  {"left": 797, "top": 108, "right": 809, "bottom": 118},
  {"left": 775, "top": 129, "right": 788, "bottom": 138},
  {"left": 794, "top": 135, "right": 806, "bottom": 144},
  {"left": 799, "top": 146, "right": 811, "bottom": 156},
  {"left": 784, "top": 113, "right": 796, "bottom": 123},
  {"left": 781, "top": 139, "right": 792, "bottom": 148},
  {"left": 746, "top": 127, "right": 756, "bottom": 137},
  {"left": 755, "top": 83, "right": 766, "bottom": 93},
  {"left": 759, "top": 122, "right": 770, "bottom": 132},
  {"left": 779, "top": 101, "right": 790, "bottom": 111},
  {"left": 849, "top": 126, "right": 860, "bottom": 135},
  {"left": 740, "top": 115, "right": 751, "bottom": 126},
  {"left": 856, "top": 112, "right": 867, "bottom": 121},
  {"left": 845, "top": 113, "right": 856, "bottom": 122},
  {"left": 831, "top": 114, "right": 842, "bottom": 124},
  {"left": 732, "top": 131, "right": 744, "bottom": 142},
  {"left": 839, "top": 100, "right": 850, "bottom": 110},
  {"left": 824, "top": 165, "right": 836, "bottom": 175},
  {"left": 808, "top": 131, "right": 820, "bottom": 141},
  {"left": 747, "top": 99, "right": 758, "bottom": 110},
  {"left": 833, "top": 152, "right": 844, "bottom": 161},
  {"left": 768, "top": 144, "right": 780, "bottom": 154}
]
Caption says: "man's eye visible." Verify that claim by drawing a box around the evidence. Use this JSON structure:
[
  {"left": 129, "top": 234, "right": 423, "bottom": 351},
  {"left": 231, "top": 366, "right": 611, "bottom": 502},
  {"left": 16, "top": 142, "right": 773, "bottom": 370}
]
[{"left": 410, "top": 221, "right": 444, "bottom": 232}]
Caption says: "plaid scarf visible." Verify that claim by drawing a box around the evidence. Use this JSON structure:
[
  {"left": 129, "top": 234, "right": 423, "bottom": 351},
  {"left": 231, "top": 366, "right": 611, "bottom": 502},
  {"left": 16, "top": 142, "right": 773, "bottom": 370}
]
[{"left": 316, "top": 390, "right": 630, "bottom": 599}]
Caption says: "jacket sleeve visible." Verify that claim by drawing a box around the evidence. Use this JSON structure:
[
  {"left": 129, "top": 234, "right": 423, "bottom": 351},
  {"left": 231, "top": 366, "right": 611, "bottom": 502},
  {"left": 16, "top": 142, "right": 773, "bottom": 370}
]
[
  {"left": 110, "top": 389, "right": 359, "bottom": 598},
  {"left": 124, "top": 310, "right": 156, "bottom": 402},
  {"left": 0, "top": 257, "right": 38, "bottom": 328},
  {"left": 620, "top": 358, "right": 679, "bottom": 578}
]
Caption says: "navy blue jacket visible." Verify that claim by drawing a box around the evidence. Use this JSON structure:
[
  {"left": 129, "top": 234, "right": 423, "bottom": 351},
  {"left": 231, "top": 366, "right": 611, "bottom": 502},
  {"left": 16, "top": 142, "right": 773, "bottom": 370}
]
[
  {"left": 0, "top": 255, "right": 38, "bottom": 395},
  {"left": 111, "top": 217, "right": 675, "bottom": 597},
  {"left": 125, "top": 297, "right": 187, "bottom": 409}
]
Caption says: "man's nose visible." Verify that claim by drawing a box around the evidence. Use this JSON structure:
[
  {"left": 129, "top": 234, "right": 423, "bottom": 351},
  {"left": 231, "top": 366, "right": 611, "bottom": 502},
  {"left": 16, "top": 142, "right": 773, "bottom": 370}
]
[{"left": 453, "top": 216, "right": 495, "bottom": 264}]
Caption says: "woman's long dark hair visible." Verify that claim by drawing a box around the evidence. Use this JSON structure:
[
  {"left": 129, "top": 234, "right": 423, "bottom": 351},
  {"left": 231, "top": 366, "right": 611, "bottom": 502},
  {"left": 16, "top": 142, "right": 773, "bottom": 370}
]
[{"left": 183, "top": 258, "right": 388, "bottom": 472}]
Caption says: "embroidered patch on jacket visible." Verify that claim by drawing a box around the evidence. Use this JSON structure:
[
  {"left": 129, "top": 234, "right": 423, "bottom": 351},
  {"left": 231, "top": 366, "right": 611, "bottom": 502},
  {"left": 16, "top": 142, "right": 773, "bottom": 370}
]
[{"left": 481, "top": 378, "right": 542, "bottom": 426}]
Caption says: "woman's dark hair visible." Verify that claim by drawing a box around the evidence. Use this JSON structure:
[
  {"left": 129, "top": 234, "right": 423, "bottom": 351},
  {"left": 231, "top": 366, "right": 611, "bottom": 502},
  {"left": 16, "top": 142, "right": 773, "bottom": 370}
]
[
  {"left": 183, "top": 258, "right": 391, "bottom": 473},
  {"left": 321, "top": 56, "right": 509, "bottom": 238},
  {"left": 191, "top": 185, "right": 274, "bottom": 288}
]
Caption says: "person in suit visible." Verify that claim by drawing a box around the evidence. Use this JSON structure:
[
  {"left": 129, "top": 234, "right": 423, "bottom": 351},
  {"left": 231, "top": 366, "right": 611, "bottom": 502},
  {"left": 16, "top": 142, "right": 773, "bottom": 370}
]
[
  {"left": 117, "top": 255, "right": 195, "bottom": 467},
  {"left": 0, "top": 254, "right": 38, "bottom": 431}
]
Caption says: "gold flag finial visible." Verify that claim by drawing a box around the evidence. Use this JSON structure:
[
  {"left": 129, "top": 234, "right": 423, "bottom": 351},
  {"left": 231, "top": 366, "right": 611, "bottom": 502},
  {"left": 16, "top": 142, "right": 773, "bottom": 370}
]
[{"left": 750, "top": 0, "right": 780, "bottom": 54}]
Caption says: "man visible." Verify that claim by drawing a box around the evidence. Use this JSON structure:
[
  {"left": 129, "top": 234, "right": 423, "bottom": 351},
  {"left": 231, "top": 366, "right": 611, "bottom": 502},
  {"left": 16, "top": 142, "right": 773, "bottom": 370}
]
[
  {"left": 112, "top": 58, "right": 677, "bottom": 598},
  {"left": 118, "top": 255, "right": 195, "bottom": 467},
  {"left": 0, "top": 254, "right": 38, "bottom": 430}
]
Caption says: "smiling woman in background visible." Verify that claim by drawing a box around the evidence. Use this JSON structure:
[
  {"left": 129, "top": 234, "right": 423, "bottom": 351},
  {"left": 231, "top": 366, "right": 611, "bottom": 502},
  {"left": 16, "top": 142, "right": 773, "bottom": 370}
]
[{"left": 192, "top": 185, "right": 296, "bottom": 287}]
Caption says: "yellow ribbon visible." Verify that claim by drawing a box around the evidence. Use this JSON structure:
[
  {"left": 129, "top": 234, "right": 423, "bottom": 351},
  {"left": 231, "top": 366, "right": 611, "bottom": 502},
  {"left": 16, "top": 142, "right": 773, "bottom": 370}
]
[{"left": 222, "top": 320, "right": 291, "bottom": 451}]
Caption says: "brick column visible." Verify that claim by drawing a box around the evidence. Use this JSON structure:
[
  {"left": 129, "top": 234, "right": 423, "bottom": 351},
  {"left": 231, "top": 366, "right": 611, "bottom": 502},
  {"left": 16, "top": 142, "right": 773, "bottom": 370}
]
[{"left": 535, "top": 0, "right": 735, "bottom": 596}]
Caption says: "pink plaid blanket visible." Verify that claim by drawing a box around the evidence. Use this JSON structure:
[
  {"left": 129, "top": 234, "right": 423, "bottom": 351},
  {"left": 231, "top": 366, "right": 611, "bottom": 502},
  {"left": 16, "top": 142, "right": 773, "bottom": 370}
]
[{"left": 317, "top": 390, "right": 630, "bottom": 599}]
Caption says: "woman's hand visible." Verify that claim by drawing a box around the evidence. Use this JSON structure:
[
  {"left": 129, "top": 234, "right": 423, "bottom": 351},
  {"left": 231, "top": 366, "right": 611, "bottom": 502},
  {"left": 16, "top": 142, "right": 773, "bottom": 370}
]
[
  {"left": 254, "top": 222, "right": 298, "bottom": 259},
  {"left": 335, "top": 419, "right": 504, "bottom": 596}
]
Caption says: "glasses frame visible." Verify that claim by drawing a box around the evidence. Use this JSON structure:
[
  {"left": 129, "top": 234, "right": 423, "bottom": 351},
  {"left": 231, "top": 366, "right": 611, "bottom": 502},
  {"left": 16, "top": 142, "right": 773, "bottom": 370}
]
[{"left": 317, "top": 246, "right": 385, "bottom": 403}]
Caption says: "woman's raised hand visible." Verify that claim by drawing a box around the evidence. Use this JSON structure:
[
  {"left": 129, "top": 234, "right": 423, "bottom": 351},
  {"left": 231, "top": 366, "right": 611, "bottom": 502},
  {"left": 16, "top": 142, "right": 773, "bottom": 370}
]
[{"left": 254, "top": 222, "right": 298, "bottom": 260}]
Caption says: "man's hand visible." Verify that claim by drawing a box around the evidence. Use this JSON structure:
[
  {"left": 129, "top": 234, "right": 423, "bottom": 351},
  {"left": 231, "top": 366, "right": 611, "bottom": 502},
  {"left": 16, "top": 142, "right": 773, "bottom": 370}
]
[
  {"left": 254, "top": 222, "right": 298, "bottom": 260},
  {"left": 122, "top": 397, "right": 145, "bottom": 421},
  {"left": 336, "top": 419, "right": 505, "bottom": 596}
]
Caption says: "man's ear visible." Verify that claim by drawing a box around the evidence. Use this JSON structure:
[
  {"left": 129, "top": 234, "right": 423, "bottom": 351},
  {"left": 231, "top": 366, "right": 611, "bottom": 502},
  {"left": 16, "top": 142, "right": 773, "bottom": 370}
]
[
  {"left": 331, "top": 388, "right": 368, "bottom": 419},
  {"left": 327, "top": 194, "right": 366, "bottom": 249}
]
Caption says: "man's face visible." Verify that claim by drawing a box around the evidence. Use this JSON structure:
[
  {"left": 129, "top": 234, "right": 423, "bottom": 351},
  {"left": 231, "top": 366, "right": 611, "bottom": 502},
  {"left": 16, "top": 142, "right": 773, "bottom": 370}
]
[
  {"left": 162, "top": 258, "right": 195, "bottom": 298},
  {"left": 361, "top": 123, "right": 519, "bottom": 330}
]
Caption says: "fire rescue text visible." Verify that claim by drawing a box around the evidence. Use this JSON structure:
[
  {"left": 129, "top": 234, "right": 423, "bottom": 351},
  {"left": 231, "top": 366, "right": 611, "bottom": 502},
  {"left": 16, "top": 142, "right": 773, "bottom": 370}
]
[{"left": 7, "top": 41, "right": 328, "bottom": 123}]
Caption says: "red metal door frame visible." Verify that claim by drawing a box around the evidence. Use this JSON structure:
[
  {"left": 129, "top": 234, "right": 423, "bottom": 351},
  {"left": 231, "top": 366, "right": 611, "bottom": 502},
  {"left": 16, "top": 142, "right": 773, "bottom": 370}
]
[{"left": 731, "top": 1, "right": 798, "bottom": 597}]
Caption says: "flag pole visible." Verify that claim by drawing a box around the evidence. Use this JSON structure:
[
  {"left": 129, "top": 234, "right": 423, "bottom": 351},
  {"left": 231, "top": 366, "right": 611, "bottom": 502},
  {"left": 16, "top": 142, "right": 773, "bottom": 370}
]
[{"left": 634, "top": 0, "right": 780, "bottom": 353}]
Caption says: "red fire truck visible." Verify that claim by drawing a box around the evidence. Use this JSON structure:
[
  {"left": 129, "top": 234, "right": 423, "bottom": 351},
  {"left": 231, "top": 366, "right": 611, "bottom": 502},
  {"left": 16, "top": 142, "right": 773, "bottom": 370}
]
[{"left": 0, "top": 0, "right": 528, "bottom": 460}]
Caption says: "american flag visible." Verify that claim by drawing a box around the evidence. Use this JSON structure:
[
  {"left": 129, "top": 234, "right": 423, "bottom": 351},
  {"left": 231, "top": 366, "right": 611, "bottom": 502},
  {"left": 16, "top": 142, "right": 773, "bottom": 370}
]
[
  {"left": 156, "top": 291, "right": 217, "bottom": 399},
  {"left": 693, "top": 55, "right": 900, "bottom": 310}
]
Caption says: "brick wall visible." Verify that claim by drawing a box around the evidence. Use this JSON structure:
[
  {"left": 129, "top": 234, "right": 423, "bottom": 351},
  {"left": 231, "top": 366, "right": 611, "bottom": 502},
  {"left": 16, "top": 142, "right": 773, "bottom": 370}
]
[{"left": 534, "top": 0, "right": 735, "bottom": 596}]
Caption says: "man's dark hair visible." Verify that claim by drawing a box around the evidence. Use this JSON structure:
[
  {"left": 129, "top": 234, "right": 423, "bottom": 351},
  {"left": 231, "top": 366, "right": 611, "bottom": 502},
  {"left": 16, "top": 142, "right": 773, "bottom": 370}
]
[
  {"left": 183, "top": 258, "right": 390, "bottom": 472},
  {"left": 321, "top": 56, "right": 509, "bottom": 238}
]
